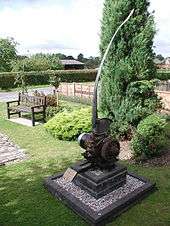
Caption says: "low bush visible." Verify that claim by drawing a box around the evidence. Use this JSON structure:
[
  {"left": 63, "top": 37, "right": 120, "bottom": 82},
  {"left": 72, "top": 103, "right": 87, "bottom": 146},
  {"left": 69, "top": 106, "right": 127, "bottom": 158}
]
[
  {"left": 46, "top": 102, "right": 73, "bottom": 120},
  {"left": 131, "top": 114, "right": 167, "bottom": 159},
  {"left": 0, "top": 69, "right": 97, "bottom": 89},
  {"left": 44, "top": 108, "right": 91, "bottom": 141}
]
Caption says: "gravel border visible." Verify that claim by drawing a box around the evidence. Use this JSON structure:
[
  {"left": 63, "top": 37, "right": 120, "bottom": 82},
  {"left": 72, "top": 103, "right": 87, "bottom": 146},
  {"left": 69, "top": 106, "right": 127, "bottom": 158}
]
[{"left": 54, "top": 175, "right": 145, "bottom": 212}]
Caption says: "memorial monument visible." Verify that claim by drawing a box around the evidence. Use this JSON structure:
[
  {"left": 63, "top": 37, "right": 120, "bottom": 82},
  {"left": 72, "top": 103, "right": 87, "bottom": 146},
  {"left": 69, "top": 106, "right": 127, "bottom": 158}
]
[{"left": 44, "top": 10, "right": 155, "bottom": 226}]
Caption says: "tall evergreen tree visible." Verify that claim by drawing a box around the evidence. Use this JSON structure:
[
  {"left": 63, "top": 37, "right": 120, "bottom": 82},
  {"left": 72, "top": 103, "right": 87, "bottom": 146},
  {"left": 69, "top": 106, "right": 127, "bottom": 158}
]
[{"left": 99, "top": 0, "right": 160, "bottom": 138}]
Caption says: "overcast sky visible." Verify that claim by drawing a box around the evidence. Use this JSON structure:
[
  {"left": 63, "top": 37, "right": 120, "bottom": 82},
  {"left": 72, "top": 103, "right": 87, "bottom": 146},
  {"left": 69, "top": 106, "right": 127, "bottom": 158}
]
[{"left": 0, "top": 0, "right": 169, "bottom": 58}]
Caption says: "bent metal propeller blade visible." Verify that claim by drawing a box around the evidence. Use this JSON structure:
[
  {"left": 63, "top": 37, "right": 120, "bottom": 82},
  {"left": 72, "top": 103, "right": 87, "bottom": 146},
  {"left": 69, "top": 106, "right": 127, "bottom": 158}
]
[{"left": 92, "top": 9, "right": 135, "bottom": 129}]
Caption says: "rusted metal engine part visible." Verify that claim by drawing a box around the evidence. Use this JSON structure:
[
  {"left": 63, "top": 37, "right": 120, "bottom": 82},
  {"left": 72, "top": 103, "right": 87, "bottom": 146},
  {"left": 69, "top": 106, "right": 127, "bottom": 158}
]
[
  {"left": 82, "top": 132, "right": 120, "bottom": 169},
  {"left": 78, "top": 119, "right": 120, "bottom": 169}
]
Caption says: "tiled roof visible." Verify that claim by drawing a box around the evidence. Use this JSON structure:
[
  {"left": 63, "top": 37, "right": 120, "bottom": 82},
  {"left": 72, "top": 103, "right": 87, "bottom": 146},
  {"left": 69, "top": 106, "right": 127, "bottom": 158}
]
[{"left": 60, "top": 60, "right": 84, "bottom": 65}]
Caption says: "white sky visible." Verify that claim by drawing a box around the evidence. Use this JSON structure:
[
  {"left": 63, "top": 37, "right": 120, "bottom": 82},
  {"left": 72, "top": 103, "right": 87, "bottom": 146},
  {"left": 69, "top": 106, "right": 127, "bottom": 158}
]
[{"left": 0, "top": 0, "right": 169, "bottom": 58}]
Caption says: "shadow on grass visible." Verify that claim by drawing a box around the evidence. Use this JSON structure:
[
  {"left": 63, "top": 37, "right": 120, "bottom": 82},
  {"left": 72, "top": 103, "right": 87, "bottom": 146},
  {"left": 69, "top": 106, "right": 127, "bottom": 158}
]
[
  {"left": 0, "top": 160, "right": 87, "bottom": 226},
  {"left": 0, "top": 159, "right": 170, "bottom": 226}
]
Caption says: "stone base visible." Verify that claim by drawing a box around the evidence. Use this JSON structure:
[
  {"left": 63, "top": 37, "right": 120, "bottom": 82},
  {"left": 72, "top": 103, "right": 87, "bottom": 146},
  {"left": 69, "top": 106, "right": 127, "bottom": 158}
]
[
  {"left": 72, "top": 161, "right": 127, "bottom": 199},
  {"left": 44, "top": 163, "right": 156, "bottom": 226}
]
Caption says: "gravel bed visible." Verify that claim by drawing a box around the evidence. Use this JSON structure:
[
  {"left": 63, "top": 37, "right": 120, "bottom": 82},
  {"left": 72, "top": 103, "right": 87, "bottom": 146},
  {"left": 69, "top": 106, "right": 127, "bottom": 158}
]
[
  {"left": 0, "top": 132, "right": 26, "bottom": 165},
  {"left": 55, "top": 175, "right": 145, "bottom": 212}
]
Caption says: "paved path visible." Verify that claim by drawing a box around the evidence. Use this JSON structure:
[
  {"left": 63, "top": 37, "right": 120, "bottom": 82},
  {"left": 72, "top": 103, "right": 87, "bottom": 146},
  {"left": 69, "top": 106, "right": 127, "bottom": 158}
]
[
  {"left": 0, "top": 132, "right": 26, "bottom": 166},
  {"left": 0, "top": 86, "right": 53, "bottom": 102}
]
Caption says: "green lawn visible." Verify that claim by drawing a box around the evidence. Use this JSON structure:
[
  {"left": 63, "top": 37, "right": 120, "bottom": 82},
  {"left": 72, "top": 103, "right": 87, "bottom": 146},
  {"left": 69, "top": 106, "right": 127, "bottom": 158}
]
[{"left": 0, "top": 102, "right": 169, "bottom": 226}]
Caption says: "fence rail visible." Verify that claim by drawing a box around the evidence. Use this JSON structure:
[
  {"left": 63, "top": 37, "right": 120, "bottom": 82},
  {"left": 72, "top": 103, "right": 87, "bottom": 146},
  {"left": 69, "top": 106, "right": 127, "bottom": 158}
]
[
  {"left": 57, "top": 82, "right": 170, "bottom": 110},
  {"left": 156, "top": 80, "right": 170, "bottom": 91},
  {"left": 58, "top": 81, "right": 170, "bottom": 98},
  {"left": 58, "top": 83, "right": 94, "bottom": 100}
]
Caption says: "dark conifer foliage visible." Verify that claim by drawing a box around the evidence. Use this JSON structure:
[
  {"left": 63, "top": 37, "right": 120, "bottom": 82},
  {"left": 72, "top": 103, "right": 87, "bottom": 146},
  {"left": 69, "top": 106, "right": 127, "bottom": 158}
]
[{"left": 99, "top": 0, "right": 160, "bottom": 138}]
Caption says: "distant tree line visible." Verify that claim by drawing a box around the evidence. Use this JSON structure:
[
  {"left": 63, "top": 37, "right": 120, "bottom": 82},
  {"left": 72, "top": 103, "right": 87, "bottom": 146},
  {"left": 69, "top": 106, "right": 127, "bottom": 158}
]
[
  {"left": 0, "top": 37, "right": 100, "bottom": 72},
  {"left": 155, "top": 54, "right": 164, "bottom": 61},
  {"left": 77, "top": 53, "right": 100, "bottom": 69}
]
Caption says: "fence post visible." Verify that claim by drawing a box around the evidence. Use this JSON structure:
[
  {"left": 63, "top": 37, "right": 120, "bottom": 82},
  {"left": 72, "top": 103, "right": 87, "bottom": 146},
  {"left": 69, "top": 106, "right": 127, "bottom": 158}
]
[
  {"left": 81, "top": 84, "right": 83, "bottom": 98},
  {"left": 73, "top": 83, "right": 75, "bottom": 97},
  {"left": 67, "top": 84, "right": 69, "bottom": 96},
  {"left": 53, "top": 88, "right": 56, "bottom": 95},
  {"left": 60, "top": 85, "right": 62, "bottom": 94},
  {"left": 89, "top": 85, "right": 91, "bottom": 99},
  {"left": 56, "top": 90, "right": 59, "bottom": 106}
]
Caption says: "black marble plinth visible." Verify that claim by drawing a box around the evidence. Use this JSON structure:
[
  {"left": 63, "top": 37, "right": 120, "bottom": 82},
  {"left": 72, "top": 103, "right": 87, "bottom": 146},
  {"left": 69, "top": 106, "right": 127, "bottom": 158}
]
[
  {"left": 44, "top": 162, "right": 156, "bottom": 226},
  {"left": 72, "top": 162, "right": 127, "bottom": 199}
]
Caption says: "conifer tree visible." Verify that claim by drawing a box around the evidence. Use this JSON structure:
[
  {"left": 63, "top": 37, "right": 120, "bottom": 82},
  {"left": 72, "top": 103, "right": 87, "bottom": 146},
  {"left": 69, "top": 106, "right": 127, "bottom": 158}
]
[{"left": 99, "top": 0, "right": 160, "bottom": 138}]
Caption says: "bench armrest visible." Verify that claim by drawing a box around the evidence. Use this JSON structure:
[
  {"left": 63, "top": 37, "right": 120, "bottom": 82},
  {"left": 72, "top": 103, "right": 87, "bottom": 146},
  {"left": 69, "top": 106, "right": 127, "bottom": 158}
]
[
  {"left": 6, "top": 100, "right": 19, "bottom": 104},
  {"left": 6, "top": 100, "right": 20, "bottom": 107}
]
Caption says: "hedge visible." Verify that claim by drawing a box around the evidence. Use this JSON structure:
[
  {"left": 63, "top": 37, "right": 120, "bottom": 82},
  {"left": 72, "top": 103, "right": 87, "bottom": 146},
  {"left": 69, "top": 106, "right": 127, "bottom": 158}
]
[
  {"left": 157, "top": 70, "right": 170, "bottom": 80},
  {"left": 0, "top": 69, "right": 97, "bottom": 89},
  {"left": 0, "top": 69, "right": 169, "bottom": 90}
]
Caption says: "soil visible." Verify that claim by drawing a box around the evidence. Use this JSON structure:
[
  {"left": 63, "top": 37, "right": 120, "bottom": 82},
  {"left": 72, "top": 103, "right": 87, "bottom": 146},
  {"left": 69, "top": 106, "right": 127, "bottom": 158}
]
[
  {"left": 119, "top": 139, "right": 170, "bottom": 167},
  {"left": 131, "top": 150, "right": 170, "bottom": 167}
]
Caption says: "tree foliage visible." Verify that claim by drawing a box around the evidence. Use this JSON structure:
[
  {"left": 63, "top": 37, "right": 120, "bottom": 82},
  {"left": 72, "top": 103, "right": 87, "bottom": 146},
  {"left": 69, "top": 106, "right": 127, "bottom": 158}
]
[
  {"left": 99, "top": 0, "right": 160, "bottom": 138},
  {"left": 155, "top": 54, "right": 164, "bottom": 61},
  {"left": 77, "top": 53, "right": 84, "bottom": 62},
  {"left": 12, "top": 53, "right": 63, "bottom": 72},
  {"left": 0, "top": 37, "right": 17, "bottom": 72},
  {"left": 77, "top": 53, "right": 100, "bottom": 69}
]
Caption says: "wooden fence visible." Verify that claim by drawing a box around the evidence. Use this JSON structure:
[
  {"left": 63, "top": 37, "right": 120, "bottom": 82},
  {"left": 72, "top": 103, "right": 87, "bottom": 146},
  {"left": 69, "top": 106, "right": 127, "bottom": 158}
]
[
  {"left": 58, "top": 83, "right": 94, "bottom": 100},
  {"left": 57, "top": 82, "right": 170, "bottom": 111},
  {"left": 155, "top": 80, "right": 170, "bottom": 92}
]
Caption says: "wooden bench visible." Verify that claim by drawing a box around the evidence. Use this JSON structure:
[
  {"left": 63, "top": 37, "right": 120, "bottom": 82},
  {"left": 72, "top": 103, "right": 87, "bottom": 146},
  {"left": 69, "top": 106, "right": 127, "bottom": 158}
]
[{"left": 7, "top": 93, "right": 46, "bottom": 126}]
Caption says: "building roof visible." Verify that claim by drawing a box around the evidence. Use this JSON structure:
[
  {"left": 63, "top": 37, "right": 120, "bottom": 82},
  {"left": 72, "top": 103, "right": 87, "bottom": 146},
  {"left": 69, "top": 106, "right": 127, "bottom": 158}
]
[{"left": 60, "top": 60, "right": 84, "bottom": 65}]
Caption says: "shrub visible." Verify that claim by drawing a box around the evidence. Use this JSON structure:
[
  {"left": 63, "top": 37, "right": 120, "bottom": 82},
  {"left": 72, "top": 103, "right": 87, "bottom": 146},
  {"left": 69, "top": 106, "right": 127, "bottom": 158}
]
[
  {"left": 131, "top": 114, "right": 167, "bottom": 158},
  {"left": 109, "top": 80, "right": 162, "bottom": 139},
  {"left": 46, "top": 102, "right": 73, "bottom": 120},
  {"left": 44, "top": 108, "right": 91, "bottom": 141}
]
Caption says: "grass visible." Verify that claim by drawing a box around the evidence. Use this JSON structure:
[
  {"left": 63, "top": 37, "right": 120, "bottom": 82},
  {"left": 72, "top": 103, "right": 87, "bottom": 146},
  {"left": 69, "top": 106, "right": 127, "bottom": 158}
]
[{"left": 0, "top": 102, "right": 170, "bottom": 226}]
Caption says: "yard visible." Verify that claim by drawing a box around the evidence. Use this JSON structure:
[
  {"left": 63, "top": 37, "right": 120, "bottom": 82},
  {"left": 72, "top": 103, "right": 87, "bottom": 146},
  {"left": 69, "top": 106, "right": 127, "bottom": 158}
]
[{"left": 0, "top": 101, "right": 170, "bottom": 226}]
